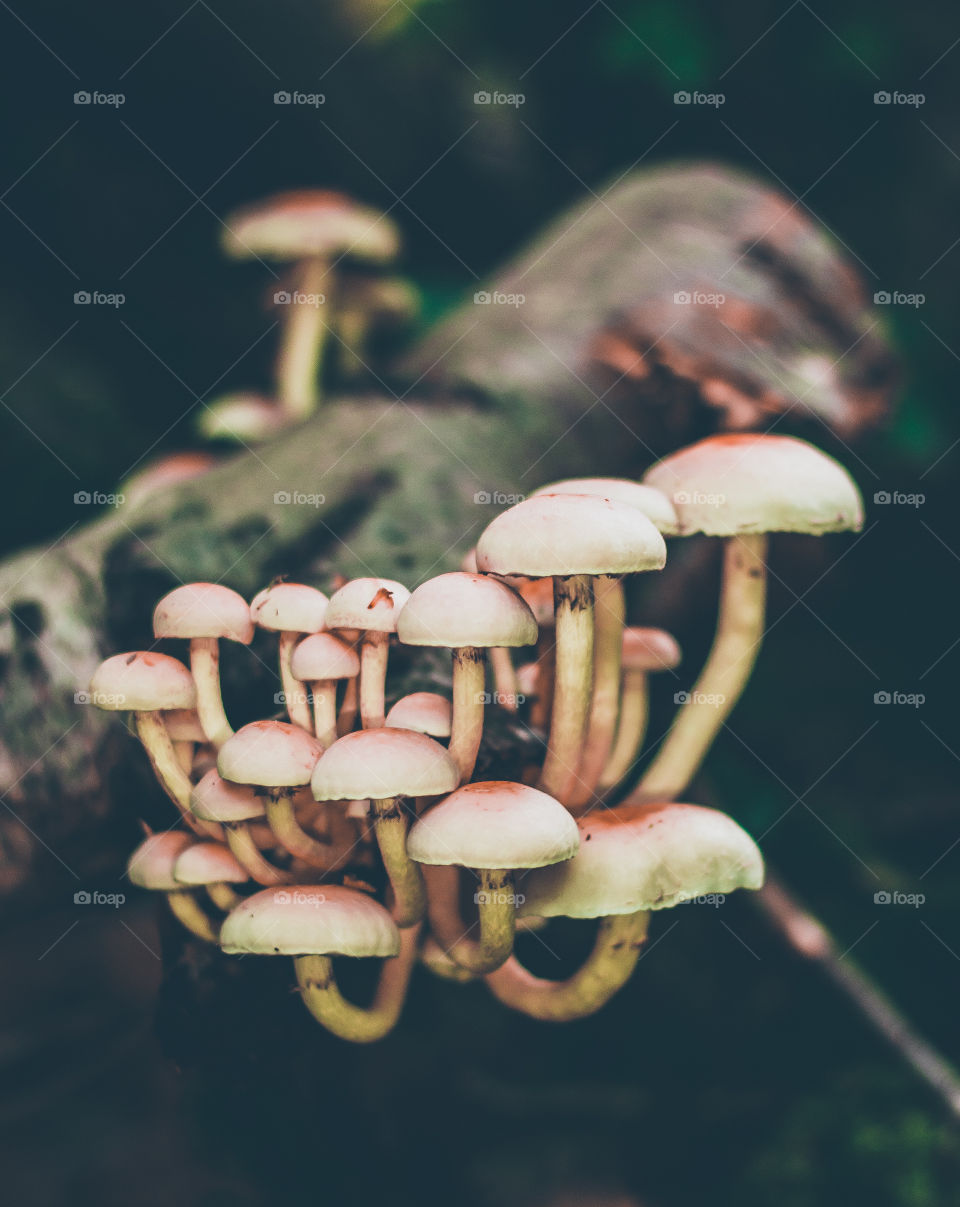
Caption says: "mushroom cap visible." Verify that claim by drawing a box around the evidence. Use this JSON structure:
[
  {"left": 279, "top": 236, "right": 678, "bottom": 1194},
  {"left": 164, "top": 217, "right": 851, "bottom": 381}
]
[
  {"left": 153, "top": 582, "right": 255, "bottom": 644},
  {"left": 385, "top": 692, "right": 452, "bottom": 738},
  {"left": 311, "top": 728, "right": 458, "bottom": 801},
  {"left": 222, "top": 190, "right": 399, "bottom": 263},
  {"left": 643, "top": 434, "right": 864, "bottom": 536},
  {"left": 220, "top": 883, "right": 400, "bottom": 957},
  {"left": 324, "top": 577, "right": 411, "bottom": 634},
  {"left": 476, "top": 494, "right": 667, "bottom": 578},
  {"left": 174, "top": 842, "right": 248, "bottom": 886},
  {"left": 218, "top": 721, "right": 324, "bottom": 789},
  {"left": 290, "top": 632, "right": 360, "bottom": 682},
  {"left": 250, "top": 582, "right": 329, "bottom": 634},
  {"left": 164, "top": 708, "right": 208, "bottom": 742},
  {"left": 397, "top": 572, "right": 538, "bottom": 649},
  {"left": 119, "top": 452, "right": 216, "bottom": 508},
  {"left": 407, "top": 781, "right": 580, "bottom": 870},
  {"left": 89, "top": 652, "right": 196, "bottom": 712},
  {"left": 191, "top": 769, "right": 266, "bottom": 822},
  {"left": 622, "top": 627, "right": 682, "bottom": 672},
  {"left": 533, "top": 478, "right": 679, "bottom": 535},
  {"left": 196, "top": 393, "right": 287, "bottom": 443},
  {"left": 127, "top": 831, "right": 193, "bottom": 891},
  {"left": 519, "top": 801, "right": 765, "bottom": 919}
]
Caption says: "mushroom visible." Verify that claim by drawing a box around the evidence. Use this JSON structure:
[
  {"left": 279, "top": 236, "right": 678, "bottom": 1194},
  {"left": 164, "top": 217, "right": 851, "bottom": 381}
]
[
  {"left": 486, "top": 800, "right": 764, "bottom": 1020},
  {"left": 191, "top": 768, "right": 290, "bottom": 885},
  {"left": 459, "top": 547, "right": 523, "bottom": 712},
  {"left": 153, "top": 582, "right": 255, "bottom": 748},
  {"left": 407, "top": 781, "right": 579, "bottom": 974},
  {"left": 163, "top": 708, "right": 208, "bottom": 774},
  {"left": 476, "top": 494, "right": 666, "bottom": 805},
  {"left": 220, "top": 884, "right": 417, "bottom": 1043},
  {"left": 127, "top": 831, "right": 220, "bottom": 942},
  {"left": 173, "top": 840, "right": 249, "bottom": 912},
  {"left": 290, "top": 632, "right": 360, "bottom": 746},
  {"left": 334, "top": 274, "right": 420, "bottom": 379},
  {"left": 385, "top": 692, "right": 452, "bottom": 739},
  {"left": 638, "top": 434, "right": 863, "bottom": 799},
  {"left": 118, "top": 452, "right": 217, "bottom": 509},
  {"left": 396, "top": 572, "right": 538, "bottom": 782},
  {"left": 250, "top": 582, "right": 329, "bottom": 732},
  {"left": 598, "top": 628, "right": 682, "bottom": 791},
  {"left": 222, "top": 190, "right": 399, "bottom": 419},
  {"left": 196, "top": 392, "right": 289, "bottom": 444},
  {"left": 324, "top": 577, "right": 410, "bottom": 729},
  {"left": 311, "top": 728, "right": 458, "bottom": 927}
]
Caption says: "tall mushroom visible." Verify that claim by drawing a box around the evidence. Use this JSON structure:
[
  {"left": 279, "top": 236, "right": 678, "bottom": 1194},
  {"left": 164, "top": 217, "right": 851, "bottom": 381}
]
[
  {"left": 127, "top": 831, "right": 220, "bottom": 943},
  {"left": 324, "top": 578, "right": 410, "bottom": 730},
  {"left": 638, "top": 433, "right": 863, "bottom": 800},
  {"left": 250, "top": 582, "right": 329, "bottom": 732},
  {"left": 290, "top": 632, "right": 360, "bottom": 747}
]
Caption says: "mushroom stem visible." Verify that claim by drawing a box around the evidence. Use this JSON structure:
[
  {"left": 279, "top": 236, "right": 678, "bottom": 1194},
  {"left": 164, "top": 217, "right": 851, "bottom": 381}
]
[
  {"left": 275, "top": 254, "right": 331, "bottom": 421},
  {"left": 485, "top": 910, "right": 649, "bottom": 1021},
  {"left": 206, "top": 883, "right": 242, "bottom": 912},
  {"left": 134, "top": 711, "right": 219, "bottom": 838},
  {"left": 278, "top": 632, "right": 313, "bottom": 731},
  {"left": 338, "top": 676, "right": 359, "bottom": 735},
  {"left": 420, "top": 933, "right": 479, "bottom": 983},
  {"left": 359, "top": 633, "right": 390, "bottom": 729},
  {"left": 489, "top": 646, "right": 519, "bottom": 711},
  {"left": 172, "top": 739, "right": 194, "bottom": 775},
  {"left": 448, "top": 646, "right": 485, "bottom": 783},
  {"left": 310, "top": 679, "right": 339, "bottom": 747},
  {"left": 568, "top": 577, "right": 625, "bottom": 809},
  {"left": 529, "top": 631, "right": 555, "bottom": 731},
  {"left": 265, "top": 792, "right": 337, "bottom": 867},
  {"left": 294, "top": 922, "right": 420, "bottom": 1043},
  {"left": 424, "top": 866, "right": 517, "bottom": 974},
  {"left": 638, "top": 534, "right": 767, "bottom": 800},
  {"left": 598, "top": 670, "right": 649, "bottom": 790},
  {"left": 166, "top": 890, "right": 220, "bottom": 943},
  {"left": 189, "top": 637, "right": 233, "bottom": 747},
  {"left": 224, "top": 822, "right": 293, "bottom": 885},
  {"left": 371, "top": 797, "right": 425, "bottom": 927},
  {"left": 538, "top": 575, "right": 594, "bottom": 804}
]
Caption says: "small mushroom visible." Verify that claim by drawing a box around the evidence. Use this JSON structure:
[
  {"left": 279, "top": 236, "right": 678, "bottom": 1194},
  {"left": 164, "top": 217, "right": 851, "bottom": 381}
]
[
  {"left": 127, "top": 831, "right": 220, "bottom": 942},
  {"left": 385, "top": 691, "right": 452, "bottom": 739},
  {"left": 290, "top": 631, "right": 360, "bottom": 747},
  {"left": 334, "top": 274, "right": 420, "bottom": 379},
  {"left": 191, "top": 768, "right": 289, "bottom": 885},
  {"left": 324, "top": 577, "right": 410, "bottom": 729},
  {"left": 250, "top": 582, "right": 329, "bottom": 731},
  {"left": 163, "top": 708, "right": 207, "bottom": 774},
  {"left": 173, "top": 840, "right": 249, "bottom": 912},
  {"left": 196, "top": 392, "right": 289, "bottom": 444}
]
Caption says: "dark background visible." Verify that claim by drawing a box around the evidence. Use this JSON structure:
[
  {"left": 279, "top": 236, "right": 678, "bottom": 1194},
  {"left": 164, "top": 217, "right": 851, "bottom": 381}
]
[{"left": 1, "top": 1, "right": 959, "bottom": 1204}]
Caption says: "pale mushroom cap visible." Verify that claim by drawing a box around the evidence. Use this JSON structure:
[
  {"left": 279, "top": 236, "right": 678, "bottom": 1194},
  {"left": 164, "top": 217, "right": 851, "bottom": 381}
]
[
  {"left": 174, "top": 842, "right": 248, "bottom": 886},
  {"left": 197, "top": 393, "right": 287, "bottom": 443},
  {"left": 164, "top": 709, "right": 208, "bottom": 741},
  {"left": 220, "top": 884, "right": 400, "bottom": 957},
  {"left": 222, "top": 191, "right": 399, "bottom": 263},
  {"left": 476, "top": 494, "right": 667, "bottom": 578},
  {"left": 127, "top": 832, "right": 193, "bottom": 891},
  {"left": 218, "top": 720, "right": 325, "bottom": 789},
  {"left": 407, "top": 781, "right": 580, "bottom": 870},
  {"left": 153, "top": 582, "right": 255, "bottom": 644},
  {"left": 191, "top": 769, "right": 266, "bottom": 822},
  {"left": 385, "top": 692, "right": 453, "bottom": 738},
  {"left": 533, "top": 478, "right": 679, "bottom": 535},
  {"left": 622, "top": 627, "right": 682, "bottom": 672},
  {"left": 324, "top": 578, "right": 411, "bottom": 634},
  {"left": 643, "top": 434, "right": 864, "bottom": 536},
  {"left": 311, "top": 729, "right": 458, "bottom": 801},
  {"left": 290, "top": 632, "right": 360, "bottom": 682},
  {"left": 89, "top": 652, "right": 196, "bottom": 712},
  {"left": 250, "top": 583, "right": 329, "bottom": 634},
  {"left": 397, "top": 572, "right": 538, "bottom": 649},
  {"left": 519, "top": 801, "right": 765, "bottom": 918}
]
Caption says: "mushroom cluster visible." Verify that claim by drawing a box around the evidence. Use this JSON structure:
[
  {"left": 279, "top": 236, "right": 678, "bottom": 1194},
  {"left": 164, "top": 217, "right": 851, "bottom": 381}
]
[{"left": 90, "top": 433, "right": 863, "bottom": 1042}]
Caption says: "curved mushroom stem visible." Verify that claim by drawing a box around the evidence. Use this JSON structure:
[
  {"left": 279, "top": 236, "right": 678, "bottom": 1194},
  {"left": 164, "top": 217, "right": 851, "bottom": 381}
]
[
  {"left": 538, "top": 575, "right": 594, "bottom": 805},
  {"left": 310, "top": 678, "right": 339, "bottom": 747},
  {"left": 449, "top": 646, "right": 485, "bottom": 783},
  {"left": 485, "top": 910, "right": 649, "bottom": 1021},
  {"left": 420, "top": 934, "right": 479, "bottom": 983},
  {"left": 189, "top": 637, "right": 233, "bottom": 748},
  {"left": 166, "top": 890, "right": 221, "bottom": 943},
  {"left": 598, "top": 670, "right": 649, "bottom": 791},
  {"left": 424, "top": 866, "right": 517, "bottom": 974},
  {"left": 278, "top": 632, "right": 313, "bottom": 731},
  {"left": 637, "top": 534, "right": 767, "bottom": 800},
  {"left": 568, "top": 577, "right": 625, "bottom": 810},
  {"left": 224, "top": 822, "right": 293, "bottom": 885},
  {"left": 371, "top": 797, "right": 425, "bottom": 927},
  {"left": 265, "top": 791, "right": 337, "bottom": 867},
  {"left": 293, "top": 922, "right": 420, "bottom": 1043},
  {"left": 529, "top": 630, "right": 556, "bottom": 731},
  {"left": 134, "top": 711, "right": 220, "bottom": 839},
  {"left": 275, "top": 254, "right": 331, "bottom": 421},
  {"left": 206, "top": 882, "right": 243, "bottom": 912},
  {"left": 489, "top": 646, "right": 520, "bottom": 711},
  {"left": 359, "top": 633, "right": 390, "bottom": 729}
]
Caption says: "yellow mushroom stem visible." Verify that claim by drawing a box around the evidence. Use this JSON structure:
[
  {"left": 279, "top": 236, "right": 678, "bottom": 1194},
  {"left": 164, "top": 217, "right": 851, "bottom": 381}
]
[
  {"left": 371, "top": 797, "right": 426, "bottom": 927},
  {"left": 538, "top": 575, "right": 594, "bottom": 805},
  {"left": 448, "top": 646, "right": 486, "bottom": 783},
  {"left": 189, "top": 637, "right": 233, "bottom": 748},
  {"left": 166, "top": 890, "right": 221, "bottom": 943},
  {"left": 223, "top": 821, "right": 293, "bottom": 885},
  {"left": 423, "top": 865, "right": 517, "bottom": 974},
  {"left": 277, "top": 632, "right": 313, "bottom": 731},
  {"left": 359, "top": 633, "right": 390, "bottom": 729},
  {"left": 568, "top": 576, "right": 625, "bottom": 810},
  {"left": 597, "top": 669, "right": 649, "bottom": 790},
  {"left": 206, "top": 882, "right": 243, "bottom": 912},
  {"left": 134, "top": 711, "right": 221, "bottom": 839},
  {"left": 275, "top": 254, "right": 332, "bottom": 421},
  {"left": 265, "top": 790, "right": 339, "bottom": 868}
]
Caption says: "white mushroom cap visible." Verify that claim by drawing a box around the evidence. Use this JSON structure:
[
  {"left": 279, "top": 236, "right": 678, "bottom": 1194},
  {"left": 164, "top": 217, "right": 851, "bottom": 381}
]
[
  {"left": 643, "top": 434, "right": 864, "bottom": 537},
  {"left": 397, "top": 572, "right": 538, "bottom": 649},
  {"left": 532, "top": 478, "right": 679, "bottom": 535},
  {"left": 311, "top": 728, "right": 458, "bottom": 801},
  {"left": 220, "top": 883, "right": 400, "bottom": 957},
  {"left": 89, "top": 652, "right": 196, "bottom": 712},
  {"left": 174, "top": 842, "right": 248, "bottom": 886},
  {"left": 153, "top": 582, "right": 255, "bottom": 644},
  {"left": 476, "top": 494, "right": 666, "bottom": 578},
  {"left": 385, "top": 692, "right": 452, "bottom": 738},
  {"left": 290, "top": 632, "right": 360, "bottom": 682},
  {"left": 218, "top": 721, "right": 324, "bottom": 789},
  {"left": 222, "top": 191, "right": 399, "bottom": 264},
  {"left": 250, "top": 583, "right": 329, "bottom": 634},
  {"left": 191, "top": 769, "right": 266, "bottom": 822},
  {"left": 519, "top": 801, "right": 764, "bottom": 918},
  {"left": 127, "top": 831, "right": 194, "bottom": 890},
  {"left": 622, "top": 627, "right": 682, "bottom": 672},
  {"left": 407, "top": 781, "right": 579, "bottom": 870},
  {"left": 324, "top": 578, "right": 411, "bottom": 634}
]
